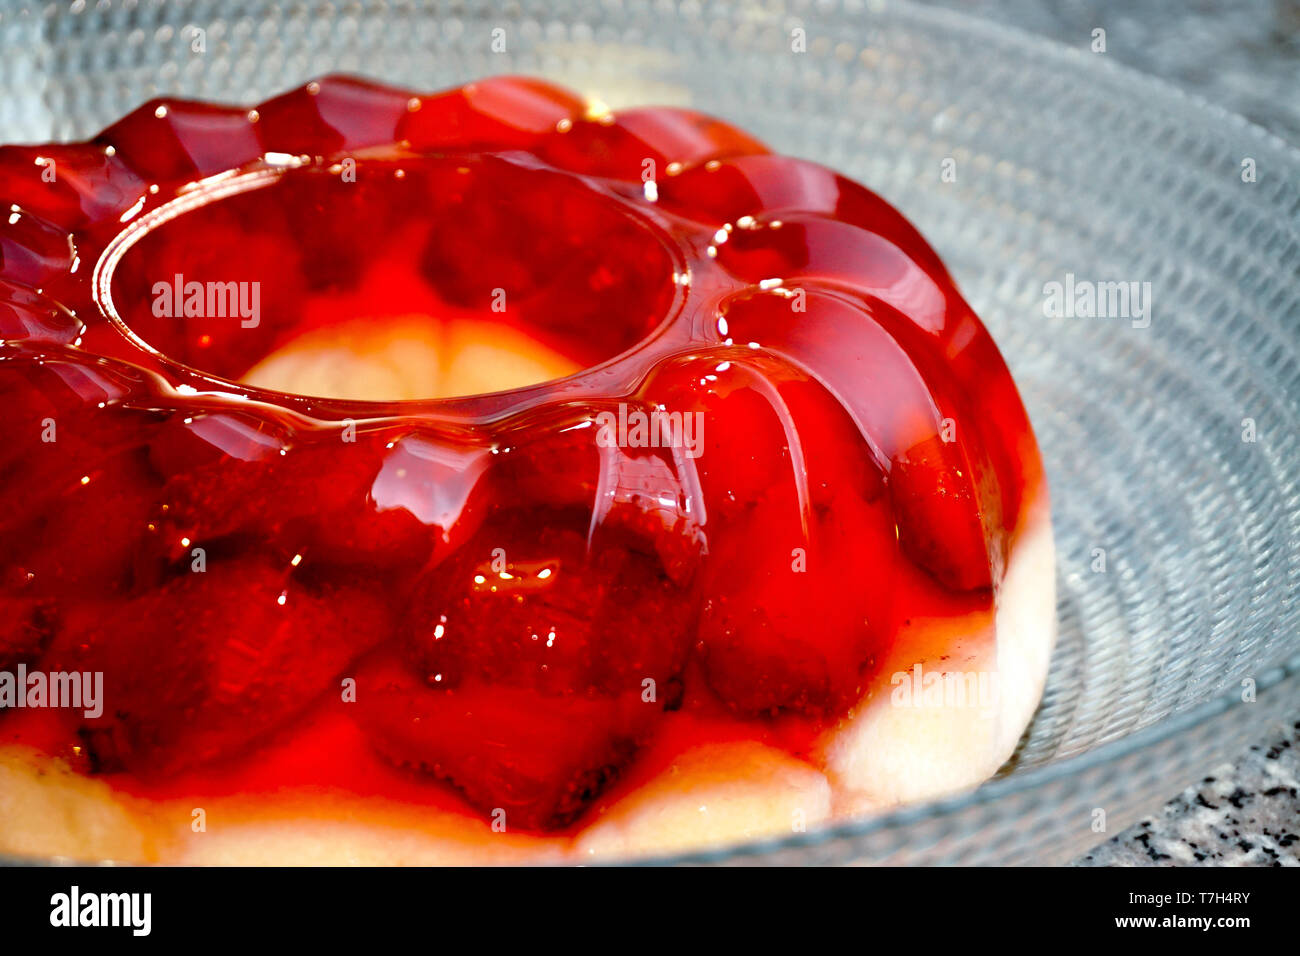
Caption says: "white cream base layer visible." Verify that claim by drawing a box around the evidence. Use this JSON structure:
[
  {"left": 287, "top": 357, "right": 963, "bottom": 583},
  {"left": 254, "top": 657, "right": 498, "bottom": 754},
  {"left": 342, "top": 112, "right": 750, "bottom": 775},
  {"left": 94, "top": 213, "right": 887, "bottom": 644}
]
[{"left": 0, "top": 499, "right": 1054, "bottom": 865}]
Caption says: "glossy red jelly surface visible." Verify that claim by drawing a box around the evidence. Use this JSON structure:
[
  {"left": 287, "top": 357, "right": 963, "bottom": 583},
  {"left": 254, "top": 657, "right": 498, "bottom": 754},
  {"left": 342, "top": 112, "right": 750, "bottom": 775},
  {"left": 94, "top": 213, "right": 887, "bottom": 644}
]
[{"left": 0, "top": 76, "right": 1044, "bottom": 832}]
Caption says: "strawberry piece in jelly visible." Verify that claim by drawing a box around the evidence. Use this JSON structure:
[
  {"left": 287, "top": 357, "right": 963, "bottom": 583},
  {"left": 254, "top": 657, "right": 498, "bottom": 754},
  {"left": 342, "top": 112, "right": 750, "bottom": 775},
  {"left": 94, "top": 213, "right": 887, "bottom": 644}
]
[
  {"left": 364, "top": 422, "right": 702, "bottom": 826},
  {"left": 57, "top": 558, "right": 394, "bottom": 776},
  {"left": 357, "top": 659, "right": 645, "bottom": 830},
  {"left": 641, "top": 352, "right": 897, "bottom": 715}
]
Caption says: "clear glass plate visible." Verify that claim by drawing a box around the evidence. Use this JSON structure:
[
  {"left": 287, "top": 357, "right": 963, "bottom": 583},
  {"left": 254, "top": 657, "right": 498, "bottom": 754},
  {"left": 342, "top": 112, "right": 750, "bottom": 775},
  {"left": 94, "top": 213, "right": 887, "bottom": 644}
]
[{"left": 0, "top": 0, "right": 1297, "bottom": 865}]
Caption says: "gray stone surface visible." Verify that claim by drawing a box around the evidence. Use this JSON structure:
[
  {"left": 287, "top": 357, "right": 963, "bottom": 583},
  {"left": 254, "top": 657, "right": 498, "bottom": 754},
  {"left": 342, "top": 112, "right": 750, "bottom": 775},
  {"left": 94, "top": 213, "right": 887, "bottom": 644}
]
[{"left": 1076, "top": 720, "right": 1300, "bottom": 866}]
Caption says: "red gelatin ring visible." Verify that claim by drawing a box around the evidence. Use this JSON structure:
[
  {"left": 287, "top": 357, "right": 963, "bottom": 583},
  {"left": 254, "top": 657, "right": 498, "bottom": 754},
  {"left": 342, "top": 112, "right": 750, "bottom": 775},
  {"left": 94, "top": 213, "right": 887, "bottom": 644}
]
[{"left": 0, "top": 76, "right": 1044, "bottom": 832}]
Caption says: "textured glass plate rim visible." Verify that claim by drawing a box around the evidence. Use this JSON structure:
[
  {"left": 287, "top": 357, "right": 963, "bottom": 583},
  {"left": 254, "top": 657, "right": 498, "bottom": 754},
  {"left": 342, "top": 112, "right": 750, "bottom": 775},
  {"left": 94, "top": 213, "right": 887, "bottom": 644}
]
[
  {"left": 638, "top": 0, "right": 1300, "bottom": 866},
  {"left": 0, "top": 0, "right": 1296, "bottom": 867}
]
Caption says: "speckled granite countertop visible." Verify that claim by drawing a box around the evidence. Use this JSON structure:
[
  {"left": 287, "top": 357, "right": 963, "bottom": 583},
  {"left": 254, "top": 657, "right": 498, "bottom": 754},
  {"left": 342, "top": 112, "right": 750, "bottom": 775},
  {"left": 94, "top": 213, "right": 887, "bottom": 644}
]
[
  {"left": 918, "top": 0, "right": 1300, "bottom": 867},
  {"left": 1077, "top": 721, "right": 1300, "bottom": 866}
]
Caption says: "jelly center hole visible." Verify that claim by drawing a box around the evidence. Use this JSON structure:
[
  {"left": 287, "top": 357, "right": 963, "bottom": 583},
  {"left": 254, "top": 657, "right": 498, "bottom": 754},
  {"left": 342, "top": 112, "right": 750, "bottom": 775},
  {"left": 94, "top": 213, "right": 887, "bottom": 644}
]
[{"left": 103, "top": 154, "right": 678, "bottom": 401}]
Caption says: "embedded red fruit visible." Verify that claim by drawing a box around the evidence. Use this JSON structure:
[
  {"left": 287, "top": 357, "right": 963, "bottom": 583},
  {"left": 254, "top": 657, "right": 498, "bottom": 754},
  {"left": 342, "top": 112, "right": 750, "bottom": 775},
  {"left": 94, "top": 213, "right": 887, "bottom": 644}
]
[
  {"left": 889, "top": 435, "right": 999, "bottom": 592},
  {"left": 357, "top": 658, "right": 648, "bottom": 830},
  {"left": 0, "top": 589, "right": 51, "bottom": 675},
  {"left": 58, "top": 558, "right": 394, "bottom": 776},
  {"left": 404, "top": 418, "right": 702, "bottom": 696},
  {"left": 640, "top": 352, "right": 897, "bottom": 716},
  {"left": 365, "top": 423, "right": 702, "bottom": 827},
  {"left": 151, "top": 416, "right": 490, "bottom": 573},
  {"left": 3, "top": 446, "right": 160, "bottom": 598},
  {"left": 0, "top": 364, "right": 165, "bottom": 599},
  {"left": 414, "top": 154, "right": 675, "bottom": 365},
  {"left": 405, "top": 515, "right": 695, "bottom": 697},
  {"left": 103, "top": 187, "right": 309, "bottom": 377},
  {"left": 714, "top": 289, "right": 997, "bottom": 591}
]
